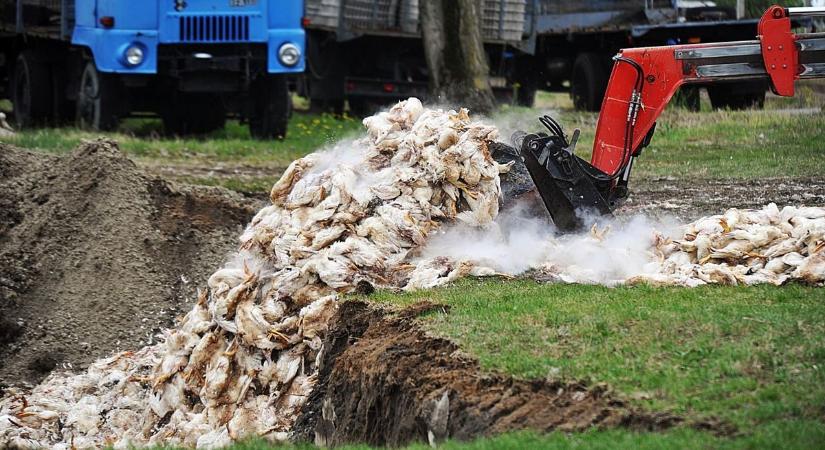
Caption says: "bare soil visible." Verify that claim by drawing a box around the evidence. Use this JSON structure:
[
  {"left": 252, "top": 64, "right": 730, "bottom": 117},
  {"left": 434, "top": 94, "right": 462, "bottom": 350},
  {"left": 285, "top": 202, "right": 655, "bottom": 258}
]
[
  {"left": 623, "top": 177, "right": 825, "bottom": 220},
  {"left": 0, "top": 140, "right": 260, "bottom": 387},
  {"left": 293, "top": 301, "right": 731, "bottom": 447},
  {"left": 146, "top": 160, "right": 825, "bottom": 223}
]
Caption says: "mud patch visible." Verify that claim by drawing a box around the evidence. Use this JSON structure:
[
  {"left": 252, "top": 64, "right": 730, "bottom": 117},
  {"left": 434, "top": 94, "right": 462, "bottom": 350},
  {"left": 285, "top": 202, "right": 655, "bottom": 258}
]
[
  {"left": 0, "top": 141, "right": 260, "bottom": 386},
  {"left": 624, "top": 177, "right": 825, "bottom": 220},
  {"left": 294, "top": 302, "right": 729, "bottom": 447}
]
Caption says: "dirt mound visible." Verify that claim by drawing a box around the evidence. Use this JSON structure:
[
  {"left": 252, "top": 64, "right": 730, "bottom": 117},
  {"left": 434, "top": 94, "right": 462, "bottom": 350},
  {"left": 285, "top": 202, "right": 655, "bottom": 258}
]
[
  {"left": 295, "top": 301, "right": 724, "bottom": 447},
  {"left": 0, "top": 140, "right": 259, "bottom": 387}
]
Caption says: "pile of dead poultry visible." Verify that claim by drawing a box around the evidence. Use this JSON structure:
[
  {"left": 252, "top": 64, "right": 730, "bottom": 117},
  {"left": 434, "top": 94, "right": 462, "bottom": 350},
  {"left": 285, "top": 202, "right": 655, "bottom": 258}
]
[
  {"left": 0, "top": 98, "right": 507, "bottom": 448},
  {"left": 636, "top": 204, "right": 825, "bottom": 286},
  {"left": 529, "top": 204, "right": 825, "bottom": 287},
  {"left": 0, "top": 98, "right": 823, "bottom": 449}
]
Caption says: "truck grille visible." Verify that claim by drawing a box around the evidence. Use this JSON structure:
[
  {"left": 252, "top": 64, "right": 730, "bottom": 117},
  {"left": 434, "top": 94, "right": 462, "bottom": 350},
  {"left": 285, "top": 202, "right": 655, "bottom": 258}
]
[{"left": 178, "top": 15, "right": 250, "bottom": 42}]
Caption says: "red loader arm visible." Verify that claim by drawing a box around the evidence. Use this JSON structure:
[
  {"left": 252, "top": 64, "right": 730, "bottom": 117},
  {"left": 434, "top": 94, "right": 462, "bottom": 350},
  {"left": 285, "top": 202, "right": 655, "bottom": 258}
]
[
  {"left": 514, "top": 5, "right": 825, "bottom": 231},
  {"left": 592, "top": 5, "right": 823, "bottom": 177}
]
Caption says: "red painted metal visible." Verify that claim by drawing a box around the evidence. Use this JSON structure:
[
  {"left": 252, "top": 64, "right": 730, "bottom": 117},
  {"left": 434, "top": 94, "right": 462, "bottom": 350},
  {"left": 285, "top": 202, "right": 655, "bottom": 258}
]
[
  {"left": 589, "top": 4, "right": 801, "bottom": 177},
  {"left": 758, "top": 5, "right": 797, "bottom": 96},
  {"left": 590, "top": 44, "right": 686, "bottom": 175}
]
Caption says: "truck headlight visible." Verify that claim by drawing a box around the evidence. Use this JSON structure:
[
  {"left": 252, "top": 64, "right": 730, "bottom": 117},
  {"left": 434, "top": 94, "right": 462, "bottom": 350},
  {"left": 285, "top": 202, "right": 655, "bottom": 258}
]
[
  {"left": 278, "top": 43, "right": 301, "bottom": 67},
  {"left": 125, "top": 45, "right": 144, "bottom": 66}
]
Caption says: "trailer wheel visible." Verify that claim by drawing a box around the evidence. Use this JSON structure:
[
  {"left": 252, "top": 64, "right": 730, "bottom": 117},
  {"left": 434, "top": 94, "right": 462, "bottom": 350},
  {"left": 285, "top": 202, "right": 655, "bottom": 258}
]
[
  {"left": 707, "top": 86, "right": 766, "bottom": 110},
  {"left": 161, "top": 94, "right": 226, "bottom": 136},
  {"left": 11, "top": 51, "right": 53, "bottom": 128},
  {"left": 309, "top": 99, "right": 345, "bottom": 115},
  {"left": 514, "top": 57, "right": 539, "bottom": 107},
  {"left": 249, "top": 75, "right": 290, "bottom": 140},
  {"left": 571, "top": 53, "right": 610, "bottom": 112},
  {"left": 673, "top": 86, "right": 701, "bottom": 112},
  {"left": 76, "top": 61, "right": 122, "bottom": 131},
  {"left": 516, "top": 83, "right": 537, "bottom": 107},
  {"left": 347, "top": 98, "right": 382, "bottom": 118}
]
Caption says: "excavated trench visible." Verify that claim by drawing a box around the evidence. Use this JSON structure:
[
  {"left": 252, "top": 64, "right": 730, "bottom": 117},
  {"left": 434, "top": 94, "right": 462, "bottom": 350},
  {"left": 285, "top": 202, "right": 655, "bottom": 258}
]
[{"left": 293, "top": 301, "right": 732, "bottom": 447}]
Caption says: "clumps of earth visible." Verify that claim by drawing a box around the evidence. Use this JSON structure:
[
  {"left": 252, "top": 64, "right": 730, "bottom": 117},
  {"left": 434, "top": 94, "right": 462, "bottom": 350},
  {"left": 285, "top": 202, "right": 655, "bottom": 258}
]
[
  {"left": 0, "top": 98, "right": 823, "bottom": 449},
  {"left": 0, "top": 141, "right": 260, "bottom": 389}
]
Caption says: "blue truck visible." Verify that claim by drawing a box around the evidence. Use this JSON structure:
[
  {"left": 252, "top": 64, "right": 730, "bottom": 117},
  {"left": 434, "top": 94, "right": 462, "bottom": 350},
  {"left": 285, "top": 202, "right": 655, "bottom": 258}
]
[{"left": 0, "top": 0, "right": 304, "bottom": 137}]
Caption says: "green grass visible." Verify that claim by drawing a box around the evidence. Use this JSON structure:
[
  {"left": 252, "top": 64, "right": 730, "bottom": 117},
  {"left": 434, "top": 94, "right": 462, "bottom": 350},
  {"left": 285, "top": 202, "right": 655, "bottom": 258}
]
[
  {"left": 175, "top": 175, "right": 282, "bottom": 194},
  {"left": 6, "top": 88, "right": 825, "bottom": 193},
  {"left": 528, "top": 87, "right": 825, "bottom": 179},
  {"left": 4, "top": 112, "right": 362, "bottom": 167},
  {"left": 359, "top": 279, "right": 825, "bottom": 448},
  {"left": 197, "top": 425, "right": 825, "bottom": 450},
  {"left": 575, "top": 108, "right": 825, "bottom": 179},
  {"left": 1, "top": 111, "right": 363, "bottom": 193}
]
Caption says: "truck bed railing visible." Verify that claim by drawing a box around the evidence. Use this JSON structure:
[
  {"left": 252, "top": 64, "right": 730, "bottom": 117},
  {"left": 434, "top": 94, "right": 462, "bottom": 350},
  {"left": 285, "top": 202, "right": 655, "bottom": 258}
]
[
  {"left": 304, "top": 0, "right": 526, "bottom": 43},
  {"left": 5, "top": 0, "right": 74, "bottom": 40}
]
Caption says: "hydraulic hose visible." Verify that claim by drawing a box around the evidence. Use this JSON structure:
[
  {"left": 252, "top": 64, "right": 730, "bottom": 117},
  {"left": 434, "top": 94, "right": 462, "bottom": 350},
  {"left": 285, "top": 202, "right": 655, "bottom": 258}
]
[{"left": 609, "top": 55, "right": 645, "bottom": 180}]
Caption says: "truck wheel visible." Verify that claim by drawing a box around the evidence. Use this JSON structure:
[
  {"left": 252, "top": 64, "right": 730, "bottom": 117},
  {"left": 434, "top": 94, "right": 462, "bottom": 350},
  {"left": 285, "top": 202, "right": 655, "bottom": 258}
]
[
  {"left": 11, "top": 50, "right": 53, "bottom": 128},
  {"left": 309, "top": 99, "right": 345, "bottom": 115},
  {"left": 516, "top": 84, "right": 537, "bottom": 107},
  {"left": 76, "top": 61, "right": 121, "bottom": 131},
  {"left": 249, "top": 75, "right": 290, "bottom": 140},
  {"left": 707, "top": 85, "right": 766, "bottom": 110},
  {"left": 571, "top": 53, "right": 610, "bottom": 112},
  {"left": 514, "top": 57, "right": 539, "bottom": 107},
  {"left": 673, "top": 86, "right": 701, "bottom": 112},
  {"left": 52, "top": 67, "right": 76, "bottom": 125},
  {"left": 347, "top": 98, "right": 380, "bottom": 117},
  {"left": 161, "top": 94, "right": 226, "bottom": 136}
]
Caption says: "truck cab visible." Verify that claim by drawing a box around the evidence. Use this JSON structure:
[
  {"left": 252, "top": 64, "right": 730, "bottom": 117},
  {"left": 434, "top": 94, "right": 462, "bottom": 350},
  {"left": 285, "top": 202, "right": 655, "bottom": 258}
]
[{"left": 1, "top": 0, "right": 305, "bottom": 137}]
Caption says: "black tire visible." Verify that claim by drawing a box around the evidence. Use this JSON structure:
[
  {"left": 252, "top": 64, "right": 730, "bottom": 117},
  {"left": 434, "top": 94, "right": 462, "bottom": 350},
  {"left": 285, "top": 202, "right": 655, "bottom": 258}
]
[
  {"left": 516, "top": 83, "right": 537, "bottom": 107},
  {"left": 51, "top": 67, "right": 75, "bottom": 125},
  {"left": 571, "top": 53, "right": 610, "bottom": 112},
  {"left": 11, "top": 50, "right": 53, "bottom": 128},
  {"left": 673, "top": 86, "right": 701, "bottom": 112},
  {"left": 347, "top": 97, "right": 379, "bottom": 118},
  {"left": 306, "top": 30, "right": 346, "bottom": 115},
  {"left": 76, "top": 61, "right": 122, "bottom": 131},
  {"left": 707, "top": 85, "right": 766, "bottom": 110},
  {"left": 161, "top": 94, "right": 226, "bottom": 136},
  {"left": 309, "top": 98, "right": 345, "bottom": 115},
  {"left": 513, "top": 57, "right": 539, "bottom": 107},
  {"left": 249, "top": 75, "right": 290, "bottom": 140}
]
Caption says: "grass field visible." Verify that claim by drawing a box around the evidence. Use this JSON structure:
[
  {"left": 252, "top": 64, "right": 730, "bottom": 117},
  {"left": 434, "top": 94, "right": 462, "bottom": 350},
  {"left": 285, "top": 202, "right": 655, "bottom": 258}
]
[
  {"left": 1, "top": 104, "right": 364, "bottom": 192},
  {"left": 365, "top": 280, "right": 825, "bottom": 448},
  {"left": 3, "top": 86, "right": 824, "bottom": 192},
  {"left": 4, "top": 91, "right": 824, "bottom": 449},
  {"left": 2, "top": 107, "right": 362, "bottom": 165}
]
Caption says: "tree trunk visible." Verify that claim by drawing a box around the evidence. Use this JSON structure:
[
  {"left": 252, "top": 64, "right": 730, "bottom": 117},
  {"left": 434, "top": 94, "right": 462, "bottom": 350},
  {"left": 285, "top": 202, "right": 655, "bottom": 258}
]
[{"left": 420, "top": 0, "right": 495, "bottom": 114}]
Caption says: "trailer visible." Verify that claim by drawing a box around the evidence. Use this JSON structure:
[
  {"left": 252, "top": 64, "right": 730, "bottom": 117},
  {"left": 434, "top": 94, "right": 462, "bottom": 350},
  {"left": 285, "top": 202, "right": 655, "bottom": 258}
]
[
  {"left": 0, "top": 0, "right": 305, "bottom": 137},
  {"left": 301, "top": 1, "right": 801, "bottom": 114},
  {"left": 302, "top": 0, "right": 527, "bottom": 115}
]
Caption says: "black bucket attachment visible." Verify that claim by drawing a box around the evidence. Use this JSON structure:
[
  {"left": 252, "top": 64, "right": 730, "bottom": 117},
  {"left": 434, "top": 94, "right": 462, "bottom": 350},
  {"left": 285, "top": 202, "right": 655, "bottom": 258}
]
[{"left": 511, "top": 116, "right": 616, "bottom": 232}]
